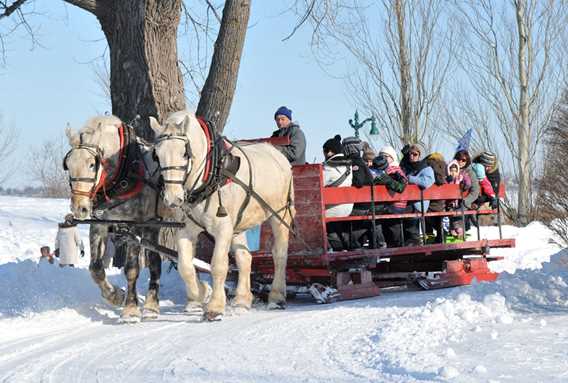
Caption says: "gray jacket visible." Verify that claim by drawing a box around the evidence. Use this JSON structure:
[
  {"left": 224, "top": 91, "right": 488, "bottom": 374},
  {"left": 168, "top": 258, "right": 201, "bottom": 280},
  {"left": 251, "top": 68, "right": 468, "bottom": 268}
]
[
  {"left": 463, "top": 166, "right": 480, "bottom": 208},
  {"left": 271, "top": 122, "right": 306, "bottom": 165}
]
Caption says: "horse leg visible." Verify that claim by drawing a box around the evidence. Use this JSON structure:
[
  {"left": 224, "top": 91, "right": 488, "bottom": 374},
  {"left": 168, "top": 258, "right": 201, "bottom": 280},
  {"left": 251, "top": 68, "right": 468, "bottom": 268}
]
[
  {"left": 142, "top": 250, "right": 161, "bottom": 319},
  {"left": 141, "top": 227, "right": 161, "bottom": 319},
  {"left": 231, "top": 232, "right": 253, "bottom": 310},
  {"left": 88, "top": 225, "right": 125, "bottom": 306},
  {"left": 206, "top": 225, "right": 233, "bottom": 321},
  {"left": 120, "top": 245, "right": 142, "bottom": 322},
  {"left": 267, "top": 214, "right": 291, "bottom": 310},
  {"left": 177, "top": 230, "right": 211, "bottom": 316}
]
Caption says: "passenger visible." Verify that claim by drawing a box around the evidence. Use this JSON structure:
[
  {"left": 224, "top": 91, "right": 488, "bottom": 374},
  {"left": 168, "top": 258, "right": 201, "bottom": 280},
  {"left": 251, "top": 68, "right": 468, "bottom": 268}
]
[
  {"left": 342, "top": 136, "right": 374, "bottom": 189},
  {"left": 471, "top": 163, "right": 497, "bottom": 208},
  {"left": 54, "top": 214, "right": 85, "bottom": 268},
  {"left": 449, "top": 150, "right": 480, "bottom": 237},
  {"left": 446, "top": 160, "right": 472, "bottom": 207},
  {"left": 399, "top": 143, "right": 435, "bottom": 245},
  {"left": 424, "top": 152, "right": 447, "bottom": 243},
  {"left": 446, "top": 160, "right": 471, "bottom": 238},
  {"left": 454, "top": 150, "right": 480, "bottom": 209},
  {"left": 378, "top": 146, "right": 399, "bottom": 167},
  {"left": 363, "top": 147, "right": 377, "bottom": 175},
  {"left": 342, "top": 136, "right": 379, "bottom": 248},
  {"left": 271, "top": 106, "right": 306, "bottom": 165},
  {"left": 322, "top": 135, "right": 353, "bottom": 251},
  {"left": 370, "top": 154, "right": 408, "bottom": 247},
  {"left": 472, "top": 151, "right": 501, "bottom": 207}
]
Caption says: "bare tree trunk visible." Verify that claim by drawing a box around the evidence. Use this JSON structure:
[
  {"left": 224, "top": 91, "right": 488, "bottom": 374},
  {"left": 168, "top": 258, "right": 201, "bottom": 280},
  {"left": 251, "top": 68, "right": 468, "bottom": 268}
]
[
  {"left": 196, "top": 0, "right": 251, "bottom": 133},
  {"left": 515, "top": 0, "right": 531, "bottom": 225},
  {"left": 97, "top": 0, "right": 186, "bottom": 140},
  {"left": 395, "top": 0, "right": 412, "bottom": 143}
]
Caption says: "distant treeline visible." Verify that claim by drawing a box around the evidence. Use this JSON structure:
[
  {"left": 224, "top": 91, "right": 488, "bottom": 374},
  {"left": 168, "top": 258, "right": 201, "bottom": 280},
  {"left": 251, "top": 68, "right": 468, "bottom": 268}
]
[{"left": 0, "top": 186, "right": 46, "bottom": 197}]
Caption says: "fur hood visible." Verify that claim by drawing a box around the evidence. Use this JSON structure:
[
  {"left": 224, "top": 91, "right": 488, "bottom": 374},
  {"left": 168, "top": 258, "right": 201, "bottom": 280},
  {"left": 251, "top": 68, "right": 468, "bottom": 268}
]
[
  {"left": 426, "top": 152, "right": 447, "bottom": 185},
  {"left": 379, "top": 146, "right": 399, "bottom": 166}
]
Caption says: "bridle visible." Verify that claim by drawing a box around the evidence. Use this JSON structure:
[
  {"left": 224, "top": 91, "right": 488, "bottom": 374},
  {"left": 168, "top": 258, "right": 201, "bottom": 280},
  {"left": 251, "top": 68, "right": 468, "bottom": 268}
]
[
  {"left": 63, "top": 144, "right": 104, "bottom": 198},
  {"left": 62, "top": 123, "right": 129, "bottom": 201},
  {"left": 154, "top": 134, "right": 193, "bottom": 186}
]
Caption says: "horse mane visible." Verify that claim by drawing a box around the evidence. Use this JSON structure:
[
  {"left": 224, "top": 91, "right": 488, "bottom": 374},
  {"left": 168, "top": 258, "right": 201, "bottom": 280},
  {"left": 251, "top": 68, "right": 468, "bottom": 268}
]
[
  {"left": 163, "top": 110, "right": 198, "bottom": 135},
  {"left": 78, "top": 115, "right": 122, "bottom": 144}
]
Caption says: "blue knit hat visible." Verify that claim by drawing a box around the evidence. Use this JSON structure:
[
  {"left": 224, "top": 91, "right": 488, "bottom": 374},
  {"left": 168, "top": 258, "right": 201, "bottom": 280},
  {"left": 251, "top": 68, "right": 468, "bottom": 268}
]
[
  {"left": 274, "top": 106, "right": 292, "bottom": 120},
  {"left": 471, "top": 163, "right": 486, "bottom": 180}
]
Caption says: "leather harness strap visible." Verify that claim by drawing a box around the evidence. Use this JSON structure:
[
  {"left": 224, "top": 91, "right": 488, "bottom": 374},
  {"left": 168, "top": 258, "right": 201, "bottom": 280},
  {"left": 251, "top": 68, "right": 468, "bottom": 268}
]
[{"left": 65, "top": 123, "right": 145, "bottom": 207}]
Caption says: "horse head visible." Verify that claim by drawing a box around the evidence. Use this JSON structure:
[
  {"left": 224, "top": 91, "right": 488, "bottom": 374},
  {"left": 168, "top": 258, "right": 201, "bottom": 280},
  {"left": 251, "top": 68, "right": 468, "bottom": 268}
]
[
  {"left": 150, "top": 112, "right": 205, "bottom": 208},
  {"left": 63, "top": 116, "right": 123, "bottom": 219}
]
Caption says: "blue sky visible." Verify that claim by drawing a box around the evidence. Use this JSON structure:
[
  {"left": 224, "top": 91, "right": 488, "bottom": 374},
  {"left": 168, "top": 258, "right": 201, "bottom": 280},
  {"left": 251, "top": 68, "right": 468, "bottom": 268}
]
[{"left": 0, "top": 2, "right": 368, "bottom": 187}]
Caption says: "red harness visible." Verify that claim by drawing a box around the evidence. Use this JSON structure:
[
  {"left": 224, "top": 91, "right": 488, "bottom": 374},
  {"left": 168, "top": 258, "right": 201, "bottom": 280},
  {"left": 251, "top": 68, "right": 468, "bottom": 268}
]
[
  {"left": 196, "top": 116, "right": 233, "bottom": 187},
  {"left": 76, "top": 123, "right": 144, "bottom": 203},
  {"left": 196, "top": 116, "right": 213, "bottom": 184}
]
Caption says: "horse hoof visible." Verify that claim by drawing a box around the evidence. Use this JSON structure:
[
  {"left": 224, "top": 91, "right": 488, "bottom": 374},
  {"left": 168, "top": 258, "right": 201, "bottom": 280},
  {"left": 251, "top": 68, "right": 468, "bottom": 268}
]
[
  {"left": 184, "top": 302, "right": 205, "bottom": 317},
  {"left": 267, "top": 301, "right": 286, "bottom": 310},
  {"left": 206, "top": 311, "right": 223, "bottom": 322},
  {"left": 142, "top": 307, "right": 159, "bottom": 320},
  {"left": 119, "top": 305, "right": 142, "bottom": 323},
  {"left": 104, "top": 288, "right": 126, "bottom": 307}
]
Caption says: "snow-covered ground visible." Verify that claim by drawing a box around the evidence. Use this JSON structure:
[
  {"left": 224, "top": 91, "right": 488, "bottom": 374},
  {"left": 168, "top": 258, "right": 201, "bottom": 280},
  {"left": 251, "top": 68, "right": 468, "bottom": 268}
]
[{"left": 1, "top": 195, "right": 568, "bottom": 383}]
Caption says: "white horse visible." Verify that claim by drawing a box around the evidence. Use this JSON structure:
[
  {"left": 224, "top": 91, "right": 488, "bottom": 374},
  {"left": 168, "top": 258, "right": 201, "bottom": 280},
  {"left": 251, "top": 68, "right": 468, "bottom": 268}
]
[
  {"left": 150, "top": 111, "right": 295, "bottom": 321},
  {"left": 64, "top": 115, "right": 172, "bottom": 322}
]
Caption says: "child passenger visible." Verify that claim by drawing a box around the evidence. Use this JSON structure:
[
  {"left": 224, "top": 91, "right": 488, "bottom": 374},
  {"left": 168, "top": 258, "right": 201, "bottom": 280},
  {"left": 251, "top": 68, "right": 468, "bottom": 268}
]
[
  {"left": 446, "top": 160, "right": 471, "bottom": 238},
  {"left": 471, "top": 163, "right": 498, "bottom": 209}
]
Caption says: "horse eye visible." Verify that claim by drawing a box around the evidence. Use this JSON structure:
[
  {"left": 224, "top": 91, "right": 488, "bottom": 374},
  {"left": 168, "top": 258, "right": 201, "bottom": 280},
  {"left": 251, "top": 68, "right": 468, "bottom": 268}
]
[{"left": 89, "top": 162, "right": 96, "bottom": 169}]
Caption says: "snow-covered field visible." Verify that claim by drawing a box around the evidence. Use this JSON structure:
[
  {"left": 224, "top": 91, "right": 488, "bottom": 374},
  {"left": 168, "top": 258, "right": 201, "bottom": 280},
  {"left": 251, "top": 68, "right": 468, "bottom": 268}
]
[{"left": 1, "top": 195, "right": 568, "bottom": 382}]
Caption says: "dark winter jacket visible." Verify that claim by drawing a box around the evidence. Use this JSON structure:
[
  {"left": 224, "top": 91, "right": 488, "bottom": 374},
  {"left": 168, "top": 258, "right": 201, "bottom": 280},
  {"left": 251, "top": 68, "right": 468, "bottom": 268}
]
[
  {"left": 425, "top": 153, "right": 447, "bottom": 212},
  {"left": 373, "top": 164, "right": 408, "bottom": 210},
  {"left": 348, "top": 154, "right": 374, "bottom": 213},
  {"left": 462, "top": 165, "right": 480, "bottom": 208},
  {"left": 271, "top": 122, "right": 306, "bottom": 165}
]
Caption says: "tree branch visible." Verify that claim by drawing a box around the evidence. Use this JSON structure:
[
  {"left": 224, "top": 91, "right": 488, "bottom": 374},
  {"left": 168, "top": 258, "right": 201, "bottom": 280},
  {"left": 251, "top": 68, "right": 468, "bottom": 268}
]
[
  {"left": 0, "top": 0, "right": 28, "bottom": 19},
  {"left": 63, "top": 0, "right": 98, "bottom": 16}
]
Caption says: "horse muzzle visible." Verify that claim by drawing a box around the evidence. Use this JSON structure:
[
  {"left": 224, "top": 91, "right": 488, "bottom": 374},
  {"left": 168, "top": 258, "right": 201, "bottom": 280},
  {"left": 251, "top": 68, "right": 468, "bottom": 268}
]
[
  {"left": 162, "top": 188, "right": 184, "bottom": 209},
  {"left": 71, "top": 196, "right": 92, "bottom": 219}
]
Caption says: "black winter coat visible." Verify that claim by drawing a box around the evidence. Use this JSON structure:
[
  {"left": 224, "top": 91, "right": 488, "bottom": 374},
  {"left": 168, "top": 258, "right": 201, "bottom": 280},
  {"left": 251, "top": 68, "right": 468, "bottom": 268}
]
[
  {"left": 348, "top": 154, "right": 374, "bottom": 213},
  {"left": 271, "top": 123, "right": 306, "bottom": 165}
]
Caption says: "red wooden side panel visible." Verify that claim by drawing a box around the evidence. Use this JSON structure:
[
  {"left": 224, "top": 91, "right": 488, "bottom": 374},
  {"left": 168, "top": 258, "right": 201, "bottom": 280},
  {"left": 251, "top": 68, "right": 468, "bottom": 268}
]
[
  {"left": 256, "top": 164, "right": 326, "bottom": 256},
  {"left": 323, "top": 181, "right": 507, "bottom": 206}
]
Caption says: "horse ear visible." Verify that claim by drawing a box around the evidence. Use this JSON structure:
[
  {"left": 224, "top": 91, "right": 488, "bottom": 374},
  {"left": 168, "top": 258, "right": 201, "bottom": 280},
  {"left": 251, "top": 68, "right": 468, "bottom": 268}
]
[
  {"left": 149, "top": 116, "right": 163, "bottom": 136},
  {"left": 65, "top": 126, "right": 80, "bottom": 147}
]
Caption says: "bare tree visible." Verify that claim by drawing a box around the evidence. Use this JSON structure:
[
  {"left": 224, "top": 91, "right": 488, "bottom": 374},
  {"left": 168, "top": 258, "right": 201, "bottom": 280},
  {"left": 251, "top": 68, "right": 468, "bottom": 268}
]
[
  {"left": 2, "top": 0, "right": 250, "bottom": 138},
  {"left": 28, "top": 135, "right": 69, "bottom": 198},
  {"left": 291, "top": 0, "right": 454, "bottom": 147},
  {"left": 537, "top": 90, "right": 568, "bottom": 245},
  {"left": 196, "top": 0, "right": 250, "bottom": 132},
  {"left": 0, "top": 113, "right": 18, "bottom": 184},
  {"left": 454, "top": 0, "right": 568, "bottom": 225}
]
